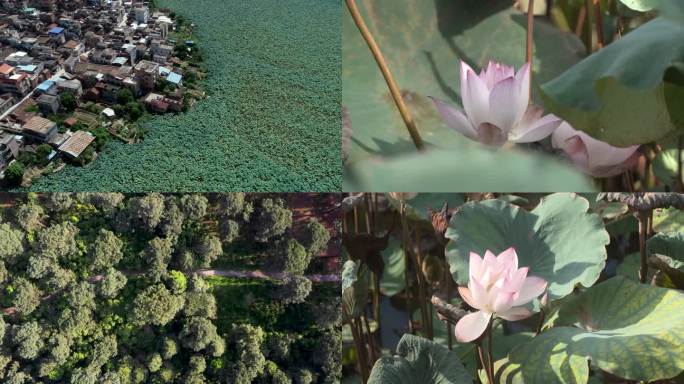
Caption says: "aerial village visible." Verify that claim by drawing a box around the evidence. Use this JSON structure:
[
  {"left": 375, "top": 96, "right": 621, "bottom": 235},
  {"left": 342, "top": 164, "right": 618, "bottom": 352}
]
[{"left": 0, "top": 0, "right": 205, "bottom": 187}]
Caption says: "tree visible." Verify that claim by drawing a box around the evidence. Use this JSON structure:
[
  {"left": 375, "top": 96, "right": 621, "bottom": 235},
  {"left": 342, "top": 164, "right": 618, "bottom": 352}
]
[
  {"left": 35, "top": 144, "right": 53, "bottom": 166},
  {"left": 11, "top": 277, "right": 41, "bottom": 317},
  {"left": 147, "top": 353, "right": 162, "bottom": 373},
  {"left": 180, "top": 194, "right": 208, "bottom": 222},
  {"left": 125, "top": 101, "right": 143, "bottom": 121},
  {"left": 131, "top": 284, "right": 184, "bottom": 326},
  {"left": 227, "top": 324, "right": 265, "bottom": 384},
  {"left": 168, "top": 270, "right": 187, "bottom": 294},
  {"left": 219, "top": 193, "right": 245, "bottom": 217},
  {"left": 253, "top": 198, "right": 292, "bottom": 242},
  {"left": 300, "top": 219, "right": 330, "bottom": 256},
  {"left": 293, "top": 369, "right": 314, "bottom": 384},
  {"left": 179, "top": 317, "right": 220, "bottom": 352},
  {"left": 183, "top": 290, "right": 216, "bottom": 319},
  {"left": 161, "top": 337, "right": 178, "bottom": 360},
  {"left": 66, "top": 281, "right": 96, "bottom": 311},
  {"left": 89, "top": 229, "right": 124, "bottom": 272},
  {"left": 128, "top": 193, "right": 165, "bottom": 231},
  {"left": 77, "top": 193, "right": 124, "bottom": 213},
  {"left": 70, "top": 367, "right": 98, "bottom": 384},
  {"left": 99, "top": 268, "right": 127, "bottom": 298},
  {"left": 14, "top": 202, "right": 43, "bottom": 232},
  {"left": 3, "top": 162, "right": 24, "bottom": 186},
  {"left": 219, "top": 219, "right": 240, "bottom": 244},
  {"left": 267, "top": 238, "right": 310, "bottom": 275},
  {"left": 313, "top": 328, "right": 342, "bottom": 382},
  {"left": 90, "top": 334, "right": 117, "bottom": 369},
  {"left": 45, "top": 193, "right": 73, "bottom": 212},
  {"left": 116, "top": 88, "right": 134, "bottom": 105},
  {"left": 11, "top": 321, "right": 44, "bottom": 360},
  {"left": 273, "top": 276, "right": 312, "bottom": 305},
  {"left": 60, "top": 91, "right": 78, "bottom": 112},
  {"left": 159, "top": 198, "right": 185, "bottom": 239},
  {"left": 0, "top": 223, "right": 24, "bottom": 262},
  {"left": 34, "top": 221, "right": 79, "bottom": 260},
  {"left": 143, "top": 237, "right": 174, "bottom": 281},
  {"left": 194, "top": 234, "right": 222, "bottom": 268}
]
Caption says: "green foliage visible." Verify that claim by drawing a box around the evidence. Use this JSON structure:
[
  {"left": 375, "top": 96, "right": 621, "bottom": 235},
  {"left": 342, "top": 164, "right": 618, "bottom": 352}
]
[
  {"left": 35, "top": 144, "right": 53, "bottom": 167},
  {"left": 168, "top": 270, "right": 187, "bottom": 294},
  {"left": 267, "top": 238, "right": 310, "bottom": 275},
  {"left": 180, "top": 194, "right": 208, "bottom": 221},
  {"left": 60, "top": 92, "right": 78, "bottom": 112},
  {"left": 11, "top": 277, "right": 41, "bottom": 317},
  {"left": 11, "top": 321, "right": 44, "bottom": 360},
  {"left": 507, "top": 277, "right": 684, "bottom": 383},
  {"left": 445, "top": 193, "right": 609, "bottom": 301},
  {"left": 274, "top": 275, "right": 312, "bottom": 305},
  {"left": 541, "top": 16, "right": 684, "bottom": 146},
  {"left": 99, "top": 268, "right": 128, "bottom": 298},
  {"left": 368, "top": 334, "right": 472, "bottom": 383},
  {"left": 116, "top": 88, "right": 134, "bottom": 105},
  {"left": 128, "top": 193, "right": 165, "bottom": 231},
  {"left": 300, "top": 218, "right": 330, "bottom": 256},
  {"left": 130, "top": 284, "right": 184, "bottom": 326},
  {"left": 3, "top": 162, "right": 24, "bottom": 186},
  {"left": 0, "top": 223, "right": 24, "bottom": 261},
  {"left": 89, "top": 229, "right": 124, "bottom": 272},
  {"left": 254, "top": 198, "right": 292, "bottom": 242}
]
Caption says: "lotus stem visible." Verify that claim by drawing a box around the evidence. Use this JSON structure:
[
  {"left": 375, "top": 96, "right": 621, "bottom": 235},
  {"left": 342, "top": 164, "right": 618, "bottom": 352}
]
[
  {"left": 677, "top": 134, "right": 684, "bottom": 192},
  {"left": 486, "top": 319, "right": 495, "bottom": 382},
  {"left": 525, "top": 0, "right": 535, "bottom": 97},
  {"left": 344, "top": 0, "right": 425, "bottom": 151},
  {"left": 593, "top": 0, "right": 604, "bottom": 49},
  {"left": 584, "top": 0, "right": 593, "bottom": 52},
  {"left": 446, "top": 268, "right": 454, "bottom": 350},
  {"left": 400, "top": 201, "right": 414, "bottom": 334},
  {"left": 637, "top": 210, "right": 650, "bottom": 283},
  {"left": 476, "top": 340, "right": 493, "bottom": 384},
  {"left": 414, "top": 226, "right": 432, "bottom": 340}
]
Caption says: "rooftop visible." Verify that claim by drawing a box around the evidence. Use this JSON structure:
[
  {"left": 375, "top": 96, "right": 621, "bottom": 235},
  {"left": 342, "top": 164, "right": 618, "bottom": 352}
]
[
  {"left": 48, "top": 27, "right": 65, "bottom": 35},
  {"left": 23, "top": 116, "right": 56, "bottom": 135},
  {"left": 58, "top": 130, "right": 94, "bottom": 158},
  {"left": 167, "top": 72, "right": 182, "bottom": 85},
  {"left": 0, "top": 64, "right": 14, "bottom": 76}
]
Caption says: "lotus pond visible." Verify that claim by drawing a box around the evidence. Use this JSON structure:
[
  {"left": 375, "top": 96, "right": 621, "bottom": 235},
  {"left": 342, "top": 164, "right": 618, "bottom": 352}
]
[
  {"left": 342, "top": 192, "right": 684, "bottom": 383},
  {"left": 29, "top": 0, "right": 341, "bottom": 192}
]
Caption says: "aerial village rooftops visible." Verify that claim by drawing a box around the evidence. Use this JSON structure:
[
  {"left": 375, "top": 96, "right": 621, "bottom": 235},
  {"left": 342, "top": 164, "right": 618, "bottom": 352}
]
[
  {"left": 58, "top": 130, "right": 94, "bottom": 158},
  {"left": 0, "top": 64, "right": 14, "bottom": 76},
  {"left": 23, "top": 116, "right": 55, "bottom": 136}
]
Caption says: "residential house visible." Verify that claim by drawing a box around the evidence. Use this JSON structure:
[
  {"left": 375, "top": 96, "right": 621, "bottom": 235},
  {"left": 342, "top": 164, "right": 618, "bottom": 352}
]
[
  {"left": 0, "top": 133, "right": 19, "bottom": 173},
  {"left": 21, "top": 115, "right": 57, "bottom": 142},
  {"left": 36, "top": 93, "right": 59, "bottom": 114},
  {"left": 134, "top": 59, "right": 158, "bottom": 91},
  {"left": 0, "top": 93, "right": 15, "bottom": 115},
  {"left": 0, "top": 64, "right": 31, "bottom": 97},
  {"left": 58, "top": 130, "right": 94, "bottom": 158}
]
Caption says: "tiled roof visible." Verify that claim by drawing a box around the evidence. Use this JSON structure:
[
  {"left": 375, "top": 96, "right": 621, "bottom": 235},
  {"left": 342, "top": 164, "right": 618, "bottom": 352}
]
[{"left": 58, "top": 130, "right": 94, "bottom": 158}]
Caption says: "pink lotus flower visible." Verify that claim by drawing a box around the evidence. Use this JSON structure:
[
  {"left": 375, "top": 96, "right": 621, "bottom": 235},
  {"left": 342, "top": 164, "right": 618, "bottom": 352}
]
[
  {"left": 551, "top": 122, "right": 640, "bottom": 178},
  {"left": 455, "top": 248, "right": 546, "bottom": 343},
  {"left": 431, "top": 61, "right": 561, "bottom": 147}
]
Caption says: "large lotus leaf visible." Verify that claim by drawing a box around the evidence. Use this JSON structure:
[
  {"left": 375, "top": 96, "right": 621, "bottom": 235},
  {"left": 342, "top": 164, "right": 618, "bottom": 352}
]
[
  {"left": 342, "top": 260, "right": 369, "bottom": 320},
  {"left": 367, "top": 334, "right": 473, "bottom": 384},
  {"left": 653, "top": 207, "right": 684, "bottom": 233},
  {"left": 345, "top": 149, "right": 594, "bottom": 192},
  {"left": 386, "top": 193, "right": 465, "bottom": 221},
  {"left": 343, "top": 0, "right": 585, "bottom": 161},
  {"left": 647, "top": 232, "right": 684, "bottom": 270},
  {"left": 507, "top": 276, "right": 684, "bottom": 383},
  {"left": 653, "top": 147, "right": 683, "bottom": 188},
  {"left": 619, "top": 0, "right": 684, "bottom": 20},
  {"left": 540, "top": 17, "right": 684, "bottom": 147},
  {"left": 445, "top": 193, "right": 609, "bottom": 300},
  {"left": 379, "top": 237, "right": 406, "bottom": 296}
]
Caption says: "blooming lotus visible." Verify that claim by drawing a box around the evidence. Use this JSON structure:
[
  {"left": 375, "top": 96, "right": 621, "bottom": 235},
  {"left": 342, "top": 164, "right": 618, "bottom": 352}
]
[
  {"left": 551, "top": 122, "right": 640, "bottom": 178},
  {"left": 455, "top": 248, "right": 547, "bottom": 343},
  {"left": 431, "top": 61, "right": 561, "bottom": 147}
]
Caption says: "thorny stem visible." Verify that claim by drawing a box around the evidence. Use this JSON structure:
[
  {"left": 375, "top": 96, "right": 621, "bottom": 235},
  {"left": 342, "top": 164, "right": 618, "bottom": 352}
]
[
  {"left": 344, "top": 0, "right": 425, "bottom": 151},
  {"left": 637, "top": 210, "right": 650, "bottom": 283},
  {"left": 593, "top": 0, "right": 605, "bottom": 49}
]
